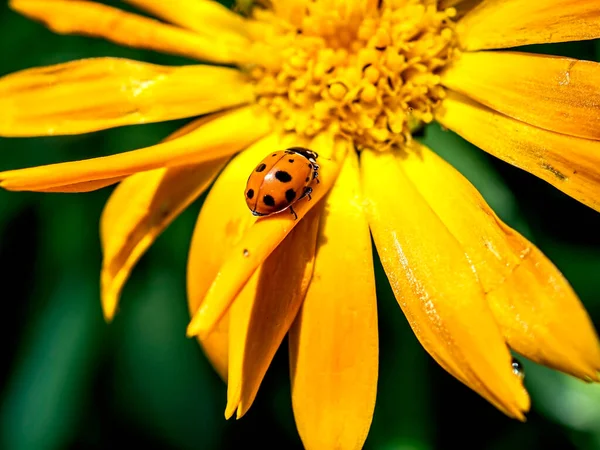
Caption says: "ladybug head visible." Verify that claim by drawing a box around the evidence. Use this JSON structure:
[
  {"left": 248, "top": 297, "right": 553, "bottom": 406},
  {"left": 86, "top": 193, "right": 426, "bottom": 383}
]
[{"left": 286, "top": 147, "right": 318, "bottom": 162}]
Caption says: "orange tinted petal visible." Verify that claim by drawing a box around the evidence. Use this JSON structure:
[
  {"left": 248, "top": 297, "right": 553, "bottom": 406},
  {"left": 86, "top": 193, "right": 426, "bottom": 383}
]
[
  {"left": 436, "top": 92, "right": 600, "bottom": 212},
  {"left": 100, "top": 161, "right": 227, "bottom": 321},
  {"left": 10, "top": 0, "right": 249, "bottom": 64},
  {"left": 227, "top": 206, "right": 321, "bottom": 419},
  {"left": 187, "top": 134, "right": 284, "bottom": 380},
  {"left": 199, "top": 314, "right": 230, "bottom": 382},
  {"left": 0, "top": 107, "right": 272, "bottom": 192},
  {"left": 36, "top": 177, "right": 125, "bottom": 193},
  {"left": 362, "top": 149, "right": 529, "bottom": 419},
  {"left": 0, "top": 58, "right": 253, "bottom": 137},
  {"left": 458, "top": 0, "right": 600, "bottom": 51},
  {"left": 186, "top": 133, "right": 348, "bottom": 339},
  {"left": 439, "top": 0, "right": 481, "bottom": 7},
  {"left": 400, "top": 141, "right": 600, "bottom": 381},
  {"left": 442, "top": 51, "right": 600, "bottom": 140},
  {"left": 290, "top": 151, "right": 378, "bottom": 450}
]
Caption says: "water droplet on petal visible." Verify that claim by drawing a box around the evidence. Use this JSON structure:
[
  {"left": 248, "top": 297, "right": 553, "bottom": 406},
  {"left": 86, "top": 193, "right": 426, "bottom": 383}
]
[{"left": 511, "top": 357, "right": 525, "bottom": 381}]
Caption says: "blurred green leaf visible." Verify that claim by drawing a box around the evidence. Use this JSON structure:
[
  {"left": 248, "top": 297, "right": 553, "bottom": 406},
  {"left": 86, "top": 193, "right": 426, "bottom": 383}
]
[
  {"left": 39, "top": 194, "right": 103, "bottom": 268},
  {"left": 1, "top": 0, "right": 600, "bottom": 448},
  {"left": 111, "top": 267, "right": 225, "bottom": 450},
  {"left": 523, "top": 359, "right": 600, "bottom": 450},
  {"left": 270, "top": 363, "right": 300, "bottom": 441},
  {"left": 0, "top": 190, "right": 33, "bottom": 235},
  {"left": 0, "top": 272, "right": 104, "bottom": 450}
]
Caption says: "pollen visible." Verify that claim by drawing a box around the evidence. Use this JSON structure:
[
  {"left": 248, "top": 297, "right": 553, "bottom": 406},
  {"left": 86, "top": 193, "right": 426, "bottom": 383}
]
[{"left": 247, "top": 0, "right": 459, "bottom": 151}]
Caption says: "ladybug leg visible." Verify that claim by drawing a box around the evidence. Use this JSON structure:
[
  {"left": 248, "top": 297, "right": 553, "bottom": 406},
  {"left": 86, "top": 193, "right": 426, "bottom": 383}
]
[
  {"left": 289, "top": 205, "right": 298, "bottom": 220},
  {"left": 302, "top": 186, "right": 313, "bottom": 201}
]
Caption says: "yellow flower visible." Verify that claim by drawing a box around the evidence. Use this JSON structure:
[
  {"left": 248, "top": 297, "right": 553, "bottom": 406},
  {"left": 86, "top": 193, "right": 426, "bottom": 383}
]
[{"left": 2, "top": 0, "right": 600, "bottom": 448}]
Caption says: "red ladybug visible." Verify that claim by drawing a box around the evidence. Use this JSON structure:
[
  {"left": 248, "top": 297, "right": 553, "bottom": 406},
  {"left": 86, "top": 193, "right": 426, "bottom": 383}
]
[{"left": 245, "top": 147, "right": 320, "bottom": 219}]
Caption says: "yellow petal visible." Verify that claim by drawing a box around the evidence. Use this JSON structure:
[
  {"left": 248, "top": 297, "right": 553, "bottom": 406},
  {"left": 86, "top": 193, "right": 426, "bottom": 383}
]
[
  {"left": 99, "top": 118, "right": 228, "bottom": 320},
  {"left": 186, "top": 132, "right": 347, "bottom": 339},
  {"left": 289, "top": 151, "right": 378, "bottom": 450},
  {"left": 271, "top": 0, "right": 308, "bottom": 27},
  {"left": 458, "top": 0, "right": 600, "bottom": 51},
  {"left": 0, "top": 107, "right": 272, "bottom": 192},
  {"left": 435, "top": 92, "right": 600, "bottom": 212},
  {"left": 37, "top": 118, "right": 211, "bottom": 193},
  {"left": 187, "top": 134, "right": 285, "bottom": 381},
  {"left": 123, "top": 0, "right": 249, "bottom": 39},
  {"left": 227, "top": 205, "right": 321, "bottom": 419},
  {"left": 361, "top": 149, "right": 529, "bottom": 419},
  {"left": 399, "top": 141, "right": 600, "bottom": 381},
  {"left": 10, "top": 0, "right": 250, "bottom": 64},
  {"left": 487, "top": 249, "right": 600, "bottom": 381},
  {"left": 0, "top": 58, "right": 253, "bottom": 137},
  {"left": 442, "top": 51, "right": 600, "bottom": 141}
]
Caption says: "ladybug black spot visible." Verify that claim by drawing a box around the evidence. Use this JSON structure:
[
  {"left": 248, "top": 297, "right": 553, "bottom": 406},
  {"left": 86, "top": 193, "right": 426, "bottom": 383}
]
[
  {"left": 285, "top": 189, "right": 296, "bottom": 203},
  {"left": 305, "top": 177, "right": 310, "bottom": 182},
  {"left": 275, "top": 171, "right": 292, "bottom": 182},
  {"left": 263, "top": 195, "right": 275, "bottom": 207},
  {"left": 308, "top": 163, "right": 313, "bottom": 169},
  {"left": 272, "top": 153, "right": 277, "bottom": 157},
  {"left": 285, "top": 150, "right": 295, "bottom": 155},
  {"left": 288, "top": 159, "right": 295, "bottom": 163},
  {"left": 246, "top": 189, "right": 254, "bottom": 199},
  {"left": 256, "top": 163, "right": 267, "bottom": 172}
]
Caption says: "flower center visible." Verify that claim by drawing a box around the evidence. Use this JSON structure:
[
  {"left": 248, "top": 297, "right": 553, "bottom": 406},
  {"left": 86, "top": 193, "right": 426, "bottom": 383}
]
[{"left": 246, "top": 0, "right": 459, "bottom": 151}]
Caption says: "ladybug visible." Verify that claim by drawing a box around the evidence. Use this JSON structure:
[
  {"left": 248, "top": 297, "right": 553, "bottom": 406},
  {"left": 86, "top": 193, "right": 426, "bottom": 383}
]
[{"left": 245, "top": 147, "right": 320, "bottom": 219}]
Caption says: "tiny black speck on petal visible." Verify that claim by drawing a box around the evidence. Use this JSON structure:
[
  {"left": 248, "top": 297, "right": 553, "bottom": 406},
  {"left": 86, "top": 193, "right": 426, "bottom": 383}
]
[
  {"left": 256, "top": 163, "right": 267, "bottom": 172},
  {"left": 263, "top": 194, "right": 275, "bottom": 206},
  {"left": 275, "top": 171, "right": 293, "bottom": 182},
  {"left": 285, "top": 189, "right": 296, "bottom": 203},
  {"left": 246, "top": 189, "right": 254, "bottom": 199}
]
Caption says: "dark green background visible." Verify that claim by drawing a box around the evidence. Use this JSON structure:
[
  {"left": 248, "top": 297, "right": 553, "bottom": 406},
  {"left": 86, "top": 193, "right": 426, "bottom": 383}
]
[{"left": 1, "top": 1, "right": 600, "bottom": 449}]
